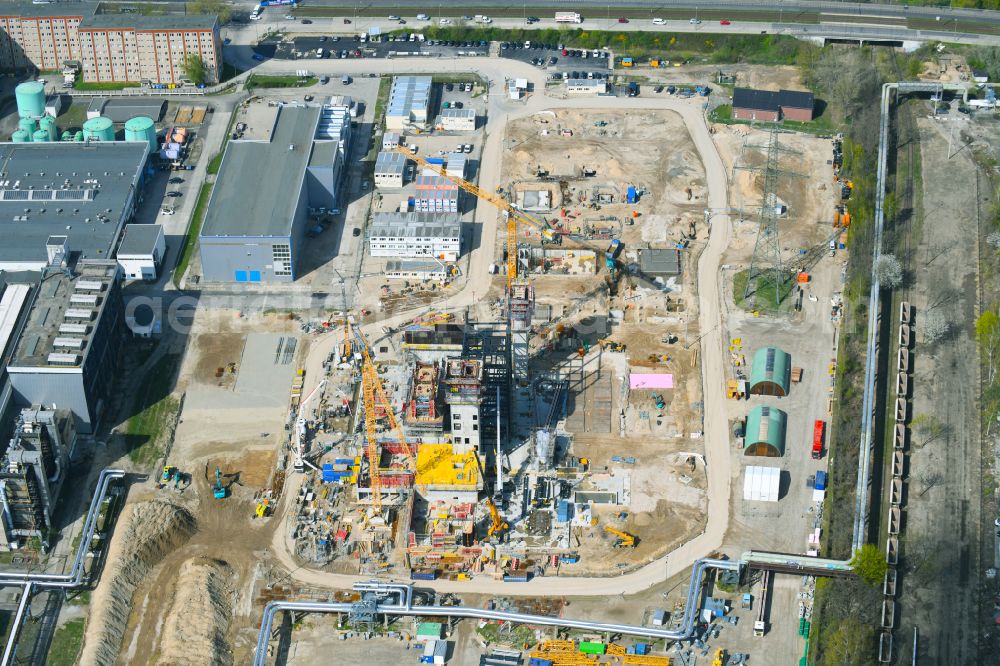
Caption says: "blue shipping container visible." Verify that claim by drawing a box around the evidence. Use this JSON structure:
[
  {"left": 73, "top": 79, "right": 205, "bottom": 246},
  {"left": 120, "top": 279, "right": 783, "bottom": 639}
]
[
  {"left": 322, "top": 464, "right": 334, "bottom": 483},
  {"left": 411, "top": 571, "right": 437, "bottom": 580},
  {"left": 530, "top": 659, "right": 554, "bottom": 666},
  {"left": 815, "top": 470, "right": 828, "bottom": 491},
  {"left": 426, "top": 157, "right": 445, "bottom": 165},
  {"left": 626, "top": 187, "right": 637, "bottom": 203}
]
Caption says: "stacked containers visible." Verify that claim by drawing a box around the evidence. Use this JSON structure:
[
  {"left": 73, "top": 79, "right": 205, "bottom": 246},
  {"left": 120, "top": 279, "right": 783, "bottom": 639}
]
[
  {"left": 124, "top": 116, "right": 157, "bottom": 155},
  {"left": 82, "top": 116, "right": 115, "bottom": 142},
  {"left": 38, "top": 115, "right": 57, "bottom": 142},
  {"left": 14, "top": 81, "right": 45, "bottom": 119}
]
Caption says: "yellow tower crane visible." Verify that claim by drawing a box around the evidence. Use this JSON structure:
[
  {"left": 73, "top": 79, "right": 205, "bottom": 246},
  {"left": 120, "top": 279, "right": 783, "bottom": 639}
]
[
  {"left": 354, "top": 328, "right": 416, "bottom": 515},
  {"left": 393, "top": 145, "right": 552, "bottom": 290}
]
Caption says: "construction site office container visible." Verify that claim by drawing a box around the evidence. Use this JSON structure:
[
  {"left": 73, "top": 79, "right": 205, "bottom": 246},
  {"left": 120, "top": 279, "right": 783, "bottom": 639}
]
[{"left": 579, "top": 642, "right": 606, "bottom": 655}]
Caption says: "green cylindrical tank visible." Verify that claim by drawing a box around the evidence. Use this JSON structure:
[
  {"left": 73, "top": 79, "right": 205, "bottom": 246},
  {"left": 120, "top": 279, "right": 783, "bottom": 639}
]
[
  {"left": 82, "top": 116, "right": 115, "bottom": 142},
  {"left": 38, "top": 115, "right": 56, "bottom": 142},
  {"left": 11, "top": 129, "right": 31, "bottom": 143},
  {"left": 61, "top": 130, "right": 73, "bottom": 141},
  {"left": 124, "top": 116, "right": 156, "bottom": 155},
  {"left": 14, "top": 81, "right": 45, "bottom": 119},
  {"left": 18, "top": 117, "right": 36, "bottom": 136},
  {"left": 74, "top": 131, "right": 84, "bottom": 142},
  {"left": 32, "top": 129, "right": 49, "bottom": 142}
]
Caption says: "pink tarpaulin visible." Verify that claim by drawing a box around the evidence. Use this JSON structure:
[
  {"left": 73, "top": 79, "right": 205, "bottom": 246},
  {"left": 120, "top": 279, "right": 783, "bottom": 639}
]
[{"left": 629, "top": 373, "right": 674, "bottom": 390}]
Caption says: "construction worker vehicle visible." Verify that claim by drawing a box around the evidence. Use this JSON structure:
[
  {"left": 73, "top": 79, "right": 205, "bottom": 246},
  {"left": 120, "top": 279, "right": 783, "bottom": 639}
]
[
  {"left": 598, "top": 338, "right": 626, "bottom": 352},
  {"left": 604, "top": 526, "right": 637, "bottom": 548}
]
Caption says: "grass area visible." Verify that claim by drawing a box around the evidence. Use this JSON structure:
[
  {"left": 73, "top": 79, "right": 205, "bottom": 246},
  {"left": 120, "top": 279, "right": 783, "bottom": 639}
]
[
  {"left": 56, "top": 102, "right": 89, "bottom": 133},
  {"left": 732, "top": 268, "right": 795, "bottom": 312},
  {"left": 71, "top": 81, "right": 141, "bottom": 91},
  {"left": 245, "top": 74, "right": 317, "bottom": 91},
  {"left": 365, "top": 76, "right": 392, "bottom": 162},
  {"left": 709, "top": 102, "right": 839, "bottom": 136},
  {"left": 173, "top": 181, "right": 213, "bottom": 287},
  {"left": 206, "top": 151, "right": 224, "bottom": 175},
  {"left": 46, "top": 618, "right": 85, "bottom": 666},
  {"left": 124, "top": 353, "right": 181, "bottom": 467},
  {"left": 67, "top": 590, "right": 90, "bottom": 606}
]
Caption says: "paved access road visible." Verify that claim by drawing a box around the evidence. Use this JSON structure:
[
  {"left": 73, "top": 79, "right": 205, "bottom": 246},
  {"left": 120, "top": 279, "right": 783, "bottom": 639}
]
[{"left": 250, "top": 54, "right": 734, "bottom": 596}]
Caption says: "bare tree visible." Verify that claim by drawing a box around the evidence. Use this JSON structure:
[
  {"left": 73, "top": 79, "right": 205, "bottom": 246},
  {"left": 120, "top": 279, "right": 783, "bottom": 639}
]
[
  {"left": 911, "top": 412, "right": 948, "bottom": 448},
  {"left": 922, "top": 310, "right": 950, "bottom": 343},
  {"left": 873, "top": 254, "right": 903, "bottom": 289}
]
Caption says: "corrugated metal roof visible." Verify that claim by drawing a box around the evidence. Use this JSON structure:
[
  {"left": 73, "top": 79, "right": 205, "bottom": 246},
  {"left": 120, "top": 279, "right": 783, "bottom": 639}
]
[
  {"left": 744, "top": 405, "right": 786, "bottom": 455},
  {"left": 749, "top": 346, "right": 791, "bottom": 393},
  {"left": 386, "top": 76, "right": 431, "bottom": 120}
]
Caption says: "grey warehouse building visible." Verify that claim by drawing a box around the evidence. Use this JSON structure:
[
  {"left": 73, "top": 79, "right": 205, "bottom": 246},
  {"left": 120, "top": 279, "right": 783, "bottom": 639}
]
[
  {"left": 199, "top": 104, "right": 350, "bottom": 283},
  {"left": 6, "top": 261, "right": 125, "bottom": 434},
  {"left": 0, "top": 141, "right": 149, "bottom": 272}
]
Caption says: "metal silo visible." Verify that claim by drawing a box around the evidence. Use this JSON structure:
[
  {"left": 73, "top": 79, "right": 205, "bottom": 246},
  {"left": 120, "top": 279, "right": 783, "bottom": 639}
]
[
  {"left": 14, "top": 81, "right": 45, "bottom": 119},
  {"left": 82, "top": 116, "right": 115, "bottom": 142},
  {"left": 32, "top": 129, "right": 49, "bottom": 142},
  {"left": 38, "top": 115, "right": 57, "bottom": 142},
  {"left": 74, "top": 131, "right": 84, "bottom": 142},
  {"left": 11, "top": 129, "right": 31, "bottom": 143},
  {"left": 18, "top": 117, "right": 36, "bottom": 136},
  {"left": 124, "top": 116, "right": 157, "bottom": 155},
  {"left": 61, "top": 130, "right": 73, "bottom": 141}
]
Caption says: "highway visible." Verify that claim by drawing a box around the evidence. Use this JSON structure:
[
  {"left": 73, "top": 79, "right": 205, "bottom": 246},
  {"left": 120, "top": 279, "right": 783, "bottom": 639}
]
[
  {"left": 221, "top": 50, "right": 739, "bottom": 596},
  {"left": 233, "top": 0, "right": 1000, "bottom": 45}
]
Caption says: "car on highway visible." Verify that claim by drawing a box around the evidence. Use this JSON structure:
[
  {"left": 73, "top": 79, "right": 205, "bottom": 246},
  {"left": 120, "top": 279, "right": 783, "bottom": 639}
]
[
  {"left": 417, "top": 13, "right": 429, "bottom": 20},
  {"left": 388, "top": 15, "right": 400, "bottom": 20},
  {"left": 169, "top": 177, "right": 184, "bottom": 184},
  {"left": 301, "top": 19, "right": 312, "bottom": 24},
  {"left": 652, "top": 18, "right": 666, "bottom": 25},
  {"left": 439, "top": 18, "right": 452, "bottom": 25},
  {"left": 617, "top": 17, "right": 628, "bottom": 23},
  {"left": 690, "top": 17, "right": 702, "bottom": 24},
  {"left": 720, "top": 19, "right": 731, "bottom": 25},
  {"left": 166, "top": 191, "right": 183, "bottom": 197},
  {"left": 526, "top": 16, "right": 540, "bottom": 24}
]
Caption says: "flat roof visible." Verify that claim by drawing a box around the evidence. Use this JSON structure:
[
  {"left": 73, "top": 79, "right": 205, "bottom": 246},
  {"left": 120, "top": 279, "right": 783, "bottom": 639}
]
[
  {"left": 440, "top": 108, "right": 475, "bottom": 118},
  {"left": 8, "top": 262, "right": 118, "bottom": 370},
  {"left": 370, "top": 212, "right": 461, "bottom": 239},
  {"left": 375, "top": 151, "right": 406, "bottom": 173},
  {"left": 0, "top": 282, "right": 31, "bottom": 363},
  {"left": 308, "top": 141, "right": 337, "bottom": 168},
  {"left": 386, "top": 260, "right": 447, "bottom": 273},
  {"left": 0, "top": 142, "right": 148, "bottom": 267},
  {"left": 387, "top": 76, "right": 431, "bottom": 119},
  {"left": 117, "top": 223, "right": 162, "bottom": 256},
  {"left": 732, "top": 87, "right": 815, "bottom": 112},
  {"left": 88, "top": 98, "right": 166, "bottom": 123},
  {"left": 80, "top": 13, "right": 217, "bottom": 31},
  {"left": 0, "top": 2, "right": 92, "bottom": 18},
  {"left": 202, "top": 106, "right": 321, "bottom": 239}
]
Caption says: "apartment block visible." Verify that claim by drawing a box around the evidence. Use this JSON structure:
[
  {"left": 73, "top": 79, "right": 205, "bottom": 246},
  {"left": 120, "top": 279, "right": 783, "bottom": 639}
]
[
  {"left": 77, "top": 15, "right": 220, "bottom": 84},
  {"left": 0, "top": 4, "right": 219, "bottom": 84}
]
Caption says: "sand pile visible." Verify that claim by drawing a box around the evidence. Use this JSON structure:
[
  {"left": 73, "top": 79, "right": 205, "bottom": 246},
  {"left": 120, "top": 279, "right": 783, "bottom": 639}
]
[
  {"left": 156, "top": 557, "right": 236, "bottom": 666},
  {"left": 79, "top": 500, "right": 196, "bottom": 666}
]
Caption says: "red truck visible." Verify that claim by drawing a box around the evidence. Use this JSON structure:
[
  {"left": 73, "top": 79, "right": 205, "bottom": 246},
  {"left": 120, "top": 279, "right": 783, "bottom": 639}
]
[{"left": 811, "top": 420, "right": 825, "bottom": 459}]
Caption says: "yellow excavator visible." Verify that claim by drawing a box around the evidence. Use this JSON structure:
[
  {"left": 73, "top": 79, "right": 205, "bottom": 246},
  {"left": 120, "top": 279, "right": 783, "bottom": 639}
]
[
  {"left": 486, "top": 498, "right": 509, "bottom": 537},
  {"left": 604, "top": 526, "right": 637, "bottom": 548}
]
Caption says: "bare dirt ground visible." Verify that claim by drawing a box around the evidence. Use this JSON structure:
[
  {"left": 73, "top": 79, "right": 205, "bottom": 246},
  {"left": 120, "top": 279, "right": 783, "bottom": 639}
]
[
  {"left": 892, "top": 114, "right": 984, "bottom": 665},
  {"left": 78, "top": 309, "right": 309, "bottom": 665}
]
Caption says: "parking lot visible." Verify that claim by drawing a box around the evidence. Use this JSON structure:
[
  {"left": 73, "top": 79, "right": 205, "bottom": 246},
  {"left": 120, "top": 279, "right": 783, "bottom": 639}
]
[
  {"left": 502, "top": 41, "right": 612, "bottom": 77},
  {"left": 272, "top": 34, "right": 488, "bottom": 61}
]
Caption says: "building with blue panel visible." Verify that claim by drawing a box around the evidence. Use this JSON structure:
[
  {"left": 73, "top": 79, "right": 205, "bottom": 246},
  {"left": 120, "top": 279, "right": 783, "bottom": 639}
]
[{"left": 199, "top": 102, "right": 350, "bottom": 283}]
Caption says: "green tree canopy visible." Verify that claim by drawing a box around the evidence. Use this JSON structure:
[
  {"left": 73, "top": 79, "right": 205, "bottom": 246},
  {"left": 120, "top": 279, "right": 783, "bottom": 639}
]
[
  {"left": 849, "top": 543, "right": 887, "bottom": 586},
  {"left": 181, "top": 54, "right": 207, "bottom": 85}
]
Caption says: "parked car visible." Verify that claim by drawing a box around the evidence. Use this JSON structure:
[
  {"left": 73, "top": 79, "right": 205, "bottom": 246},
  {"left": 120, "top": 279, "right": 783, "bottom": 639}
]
[
  {"left": 352, "top": 227, "right": 361, "bottom": 237},
  {"left": 319, "top": 36, "right": 327, "bottom": 42},
  {"left": 319, "top": 75, "right": 329, "bottom": 84},
  {"left": 169, "top": 177, "right": 184, "bottom": 184},
  {"left": 453, "top": 101, "right": 463, "bottom": 109},
  {"left": 463, "top": 144, "right": 473, "bottom": 153},
  {"left": 167, "top": 191, "right": 183, "bottom": 197},
  {"left": 160, "top": 207, "right": 175, "bottom": 215},
  {"left": 445, "top": 83, "right": 454, "bottom": 91}
]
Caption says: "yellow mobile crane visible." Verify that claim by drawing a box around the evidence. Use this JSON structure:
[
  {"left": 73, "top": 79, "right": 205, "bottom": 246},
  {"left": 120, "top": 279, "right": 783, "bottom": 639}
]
[{"left": 485, "top": 497, "right": 509, "bottom": 537}]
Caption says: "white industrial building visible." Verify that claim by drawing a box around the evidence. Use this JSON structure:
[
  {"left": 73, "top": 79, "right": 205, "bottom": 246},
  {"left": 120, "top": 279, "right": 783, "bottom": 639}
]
[
  {"left": 743, "top": 465, "right": 780, "bottom": 502},
  {"left": 566, "top": 79, "right": 608, "bottom": 95},
  {"left": 439, "top": 108, "right": 476, "bottom": 131},
  {"left": 116, "top": 224, "right": 165, "bottom": 281},
  {"left": 445, "top": 153, "right": 467, "bottom": 179},
  {"left": 508, "top": 78, "right": 528, "bottom": 99},
  {"left": 385, "top": 260, "right": 449, "bottom": 282},
  {"left": 385, "top": 76, "right": 431, "bottom": 130},
  {"left": 382, "top": 131, "right": 401, "bottom": 150},
  {"left": 368, "top": 212, "right": 461, "bottom": 261},
  {"left": 374, "top": 151, "right": 407, "bottom": 189}
]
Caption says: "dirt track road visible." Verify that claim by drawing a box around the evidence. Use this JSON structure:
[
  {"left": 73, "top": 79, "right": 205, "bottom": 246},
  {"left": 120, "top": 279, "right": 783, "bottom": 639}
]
[{"left": 265, "top": 56, "right": 734, "bottom": 596}]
